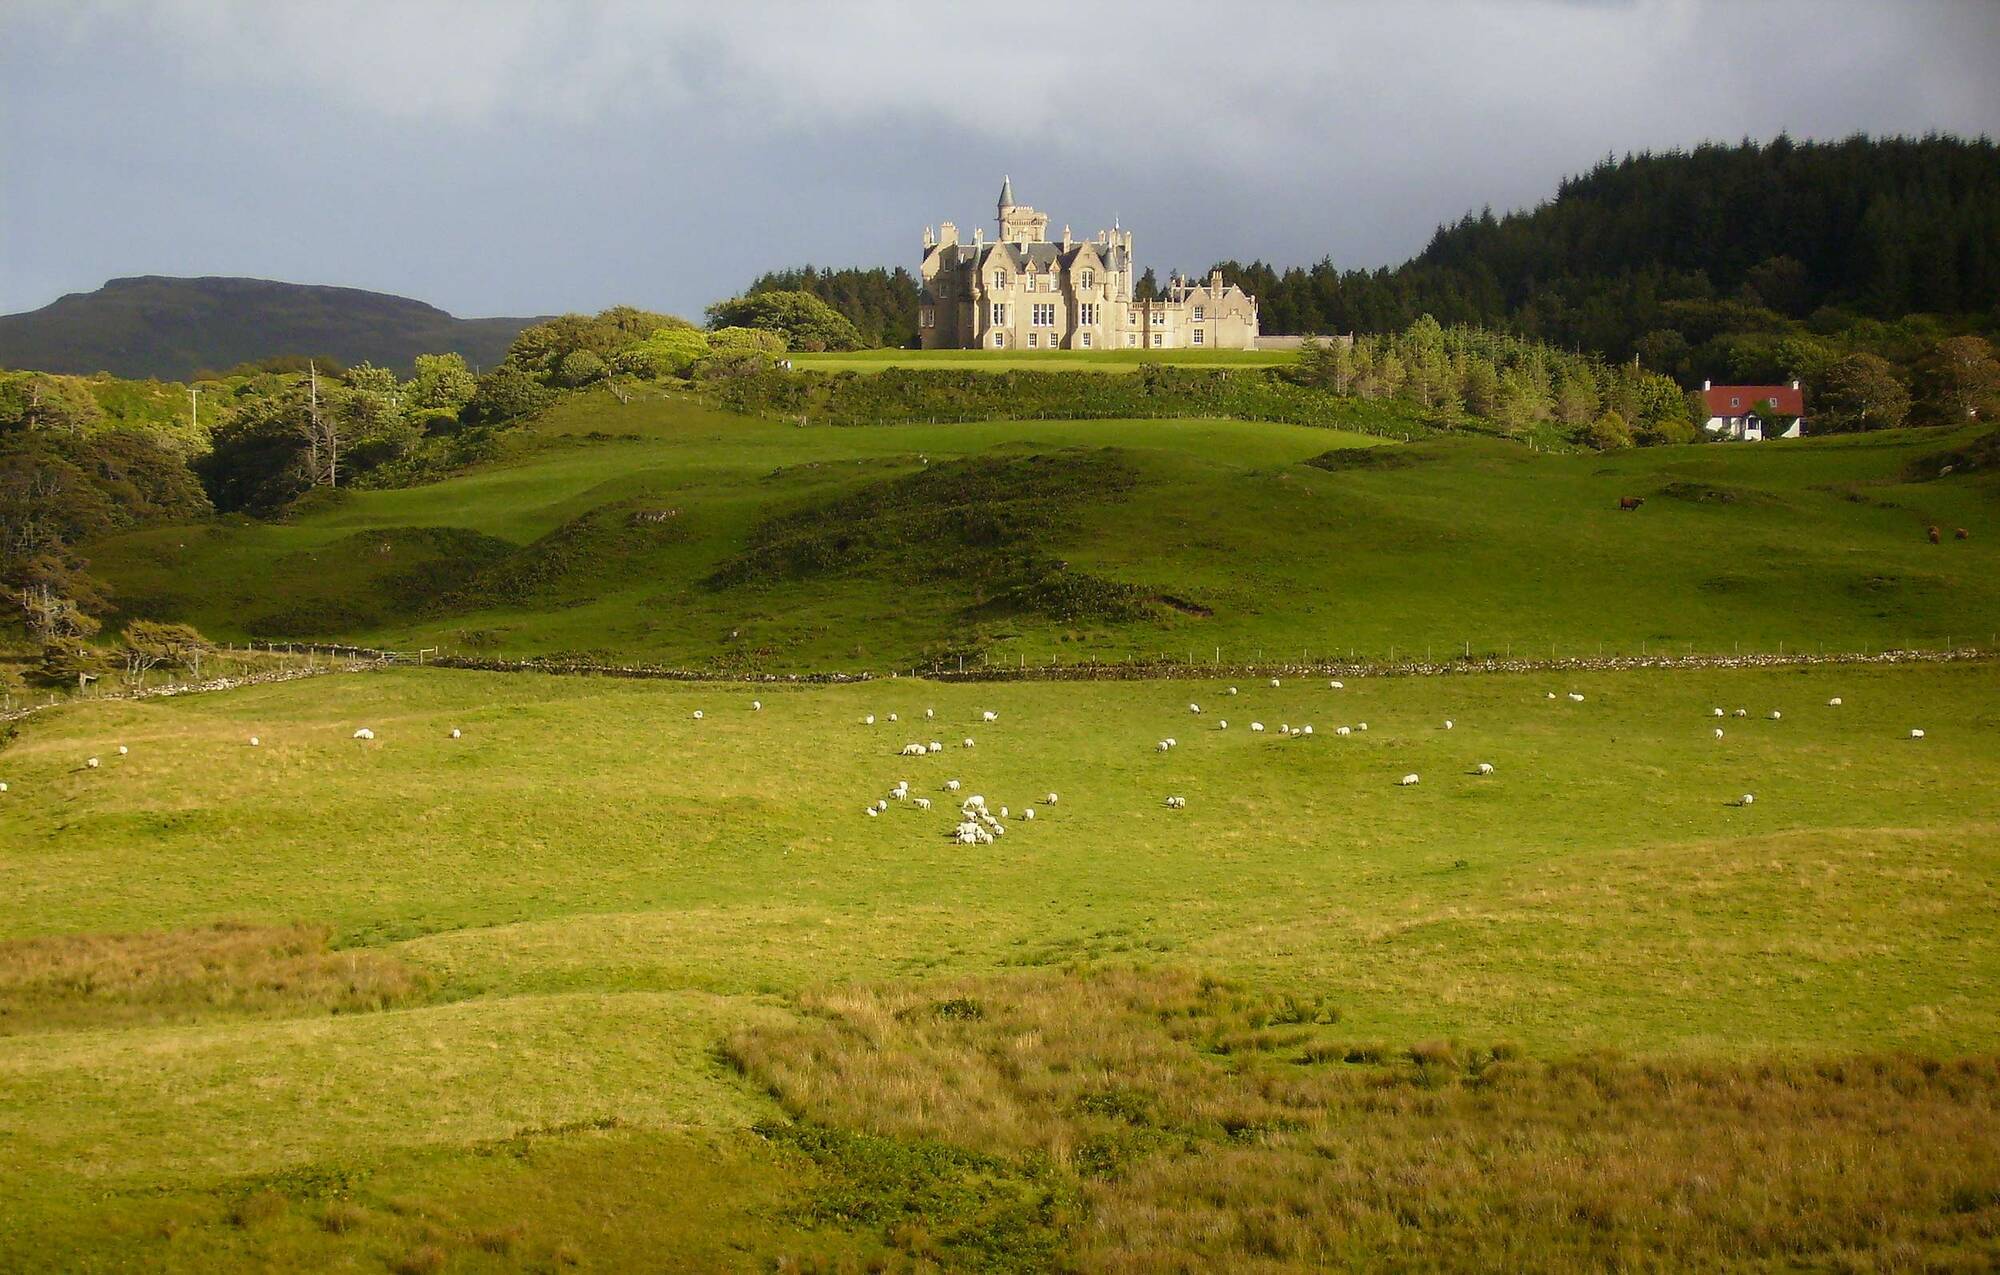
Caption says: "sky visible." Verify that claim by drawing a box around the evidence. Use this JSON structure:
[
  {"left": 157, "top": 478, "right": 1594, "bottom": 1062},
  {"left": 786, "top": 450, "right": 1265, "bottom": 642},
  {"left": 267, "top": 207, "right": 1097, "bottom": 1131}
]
[{"left": 3, "top": 0, "right": 1997, "bottom": 320}]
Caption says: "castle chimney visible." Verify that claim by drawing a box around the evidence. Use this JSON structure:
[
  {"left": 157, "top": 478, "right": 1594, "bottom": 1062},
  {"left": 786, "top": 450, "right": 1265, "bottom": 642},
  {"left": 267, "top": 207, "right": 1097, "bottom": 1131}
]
[
  {"left": 1210, "top": 269, "right": 1223, "bottom": 294},
  {"left": 938, "top": 220, "right": 958, "bottom": 247}
]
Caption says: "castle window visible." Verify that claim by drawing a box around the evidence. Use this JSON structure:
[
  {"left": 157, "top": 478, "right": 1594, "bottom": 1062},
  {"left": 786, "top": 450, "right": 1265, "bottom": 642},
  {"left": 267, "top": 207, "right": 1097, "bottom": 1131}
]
[
  {"left": 1151, "top": 311, "right": 1165, "bottom": 326},
  {"left": 1032, "top": 303, "right": 1055, "bottom": 326},
  {"left": 1126, "top": 334, "right": 1138, "bottom": 347},
  {"left": 1081, "top": 269, "right": 1095, "bottom": 289},
  {"left": 993, "top": 271, "right": 1009, "bottom": 290},
  {"left": 1192, "top": 329, "right": 1204, "bottom": 346},
  {"left": 993, "top": 332, "right": 1006, "bottom": 347},
  {"left": 1028, "top": 332, "right": 1038, "bottom": 348},
  {"left": 920, "top": 305, "right": 935, "bottom": 328},
  {"left": 1080, "top": 332, "right": 1092, "bottom": 348},
  {"left": 991, "top": 303, "right": 1008, "bottom": 325},
  {"left": 1193, "top": 306, "right": 1205, "bottom": 322},
  {"left": 1151, "top": 332, "right": 1164, "bottom": 347},
  {"left": 1079, "top": 303, "right": 1097, "bottom": 325}
]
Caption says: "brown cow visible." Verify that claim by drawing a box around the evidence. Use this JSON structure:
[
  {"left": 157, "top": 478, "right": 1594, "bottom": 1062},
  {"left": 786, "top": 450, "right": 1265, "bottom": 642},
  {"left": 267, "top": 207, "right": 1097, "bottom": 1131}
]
[
  {"left": 1928, "top": 525, "right": 1941, "bottom": 544},
  {"left": 1619, "top": 497, "right": 1645, "bottom": 511},
  {"left": 1956, "top": 527, "right": 1971, "bottom": 540}
]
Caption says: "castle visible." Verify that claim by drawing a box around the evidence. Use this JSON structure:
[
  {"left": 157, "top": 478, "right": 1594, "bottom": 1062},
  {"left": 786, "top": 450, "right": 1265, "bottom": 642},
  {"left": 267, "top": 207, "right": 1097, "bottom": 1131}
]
[{"left": 918, "top": 178, "right": 1260, "bottom": 352}]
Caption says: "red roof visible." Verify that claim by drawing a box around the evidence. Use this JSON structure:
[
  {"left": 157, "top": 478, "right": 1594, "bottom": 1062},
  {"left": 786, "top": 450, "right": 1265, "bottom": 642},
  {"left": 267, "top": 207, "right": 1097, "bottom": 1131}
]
[{"left": 1704, "top": 384, "right": 1804, "bottom": 417}]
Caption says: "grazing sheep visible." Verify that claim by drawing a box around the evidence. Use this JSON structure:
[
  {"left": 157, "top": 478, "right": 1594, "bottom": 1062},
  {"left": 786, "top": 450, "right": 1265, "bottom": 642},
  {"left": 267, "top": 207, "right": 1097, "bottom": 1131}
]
[
  {"left": 1022, "top": 808, "right": 1035, "bottom": 821},
  {"left": 1280, "top": 723, "right": 1290, "bottom": 735},
  {"left": 865, "top": 715, "right": 875, "bottom": 726},
  {"left": 1335, "top": 726, "right": 1351, "bottom": 736},
  {"left": 945, "top": 780, "right": 961, "bottom": 792},
  {"left": 925, "top": 708, "right": 935, "bottom": 719},
  {"left": 1769, "top": 710, "right": 1782, "bottom": 721},
  {"left": 866, "top": 807, "right": 880, "bottom": 818},
  {"left": 1217, "top": 719, "right": 1228, "bottom": 730},
  {"left": 116, "top": 745, "right": 129, "bottom": 756},
  {"left": 353, "top": 728, "right": 375, "bottom": 740},
  {"left": 1189, "top": 703, "right": 1201, "bottom": 714},
  {"left": 1301, "top": 725, "right": 1314, "bottom": 736},
  {"left": 1733, "top": 708, "right": 1748, "bottom": 718},
  {"left": 901, "top": 743, "right": 928, "bottom": 757},
  {"left": 1357, "top": 722, "right": 1369, "bottom": 732},
  {"left": 1165, "top": 738, "right": 1177, "bottom": 748},
  {"left": 692, "top": 711, "right": 703, "bottom": 720},
  {"left": 248, "top": 737, "right": 260, "bottom": 747},
  {"left": 1443, "top": 720, "right": 1453, "bottom": 730},
  {"left": 1740, "top": 794, "right": 1755, "bottom": 806},
  {"left": 888, "top": 713, "right": 899, "bottom": 723},
  {"left": 1250, "top": 722, "right": 1265, "bottom": 732},
  {"left": 1546, "top": 692, "right": 1557, "bottom": 699},
  {"left": 752, "top": 700, "right": 762, "bottom": 711},
  {"left": 1714, "top": 728, "right": 1724, "bottom": 739},
  {"left": 999, "top": 806, "right": 1009, "bottom": 819},
  {"left": 929, "top": 742, "right": 943, "bottom": 753},
  {"left": 1330, "top": 680, "right": 1344, "bottom": 689},
  {"left": 1567, "top": 693, "right": 1585, "bottom": 703},
  {"left": 1227, "top": 687, "right": 1238, "bottom": 695},
  {"left": 876, "top": 799, "right": 889, "bottom": 812},
  {"left": 1475, "top": 763, "right": 1494, "bottom": 775},
  {"left": 1165, "top": 795, "right": 1186, "bottom": 808},
  {"left": 1910, "top": 729, "right": 1926, "bottom": 739},
  {"left": 1954, "top": 527, "right": 1968, "bottom": 540},
  {"left": 982, "top": 711, "right": 998, "bottom": 723},
  {"left": 1157, "top": 740, "right": 1170, "bottom": 752},
  {"left": 1270, "top": 678, "right": 1281, "bottom": 688},
  {"left": 965, "top": 794, "right": 986, "bottom": 809},
  {"left": 1712, "top": 708, "right": 1725, "bottom": 717},
  {"left": 1827, "top": 697, "right": 1842, "bottom": 707},
  {"left": 915, "top": 797, "right": 932, "bottom": 811},
  {"left": 0, "top": 782, "right": 8, "bottom": 792},
  {"left": 963, "top": 738, "right": 976, "bottom": 748},
  {"left": 87, "top": 757, "right": 100, "bottom": 769},
  {"left": 1399, "top": 773, "right": 1419, "bottom": 786},
  {"left": 1045, "top": 793, "right": 1059, "bottom": 805},
  {"left": 449, "top": 728, "right": 462, "bottom": 739}
]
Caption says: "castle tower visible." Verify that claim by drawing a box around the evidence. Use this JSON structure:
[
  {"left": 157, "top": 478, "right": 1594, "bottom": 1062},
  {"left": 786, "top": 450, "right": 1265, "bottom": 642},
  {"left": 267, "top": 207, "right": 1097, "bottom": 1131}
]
[{"left": 996, "top": 175, "right": 1048, "bottom": 244}]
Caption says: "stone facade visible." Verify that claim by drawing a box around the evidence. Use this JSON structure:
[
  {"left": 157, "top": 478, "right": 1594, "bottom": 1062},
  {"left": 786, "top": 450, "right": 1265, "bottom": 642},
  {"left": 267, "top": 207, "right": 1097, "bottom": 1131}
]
[{"left": 918, "top": 178, "right": 1259, "bottom": 352}]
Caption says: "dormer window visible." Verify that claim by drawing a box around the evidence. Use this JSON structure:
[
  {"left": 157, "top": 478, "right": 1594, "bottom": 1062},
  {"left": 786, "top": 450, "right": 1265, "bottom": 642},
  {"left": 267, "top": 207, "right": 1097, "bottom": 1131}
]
[
  {"left": 992, "top": 271, "right": 1009, "bottom": 290},
  {"left": 1080, "top": 269, "right": 1095, "bottom": 289},
  {"left": 1193, "top": 306, "right": 1204, "bottom": 322},
  {"left": 1730, "top": 396, "right": 1741, "bottom": 408}
]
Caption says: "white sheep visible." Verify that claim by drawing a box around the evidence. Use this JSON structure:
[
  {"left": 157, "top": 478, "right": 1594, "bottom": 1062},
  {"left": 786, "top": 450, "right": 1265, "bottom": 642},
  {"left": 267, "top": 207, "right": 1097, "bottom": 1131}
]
[
  {"left": 1714, "top": 728, "right": 1724, "bottom": 739},
  {"left": 1270, "top": 678, "right": 1281, "bottom": 688},
  {"left": 353, "top": 728, "right": 374, "bottom": 740},
  {"left": 1022, "top": 808, "right": 1035, "bottom": 821},
  {"left": 945, "top": 779, "right": 961, "bottom": 792},
  {"left": 888, "top": 713, "right": 899, "bottom": 723},
  {"left": 248, "top": 737, "right": 260, "bottom": 747},
  {"left": 692, "top": 710, "right": 703, "bottom": 720},
  {"left": 86, "top": 757, "right": 100, "bottom": 769},
  {"left": 1250, "top": 722, "right": 1265, "bottom": 732},
  {"left": 982, "top": 711, "right": 998, "bottom": 723},
  {"left": 0, "top": 782, "right": 8, "bottom": 792},
  {"left": 1157, "top": 740, "right": 1170, "bottom": 752},
  {"left": 753, "top": 700, "right": 762, "bottom": 711},
  {"left": 875, "top": 798, "right": 889, "bottom": 812},
  {"left": 866, "top": 807, "right": 880, "bottom": 818},
  {"left": 1335, "top": 726, "right": 1351, "bottom": 736},
  {"left": 1567, "top": 693, "right": 1585, "bottom": 703},
  {"left": 1218, "top": 720, "right": 1228, "bottom": 730},
  {"left": 925, "top": 708, "right": 934, "bottom": 719},
  {"left": 1443, "top": 720, "right": 1453, "bottom": 730},
  {"left": 1301, "top": 725, "right": 1314, "bottom": 736},
  {"left": 963, "top": 737, "right": 976, "bottom": 748},
  {"left": 1475, "top": 762, "right": 1494, "bottom": 775},
  {"left": 1044, "top": 793, "right": 1058, "bottom": 805},
  {"left": 1330, "top": 680, "right": 1344, "bottom": 689},
  {"left": 999, "top": 806, "right": 1010, "bottom": 819},
  {"left": 1769, "top": 710, "right": 1782, "bottom": 721},
  {"left": 900, "top": 743, "right": 927, "bottom": 756},
  {"left": 915, "top": 797, "right": 932, "bottom": 811},
  {"left": 964, "top": 794, "right": 986, "bottom": 809},
  {"left": 1189, "top": 703, "right": 1202, "bottom": 714},
  {"left": 865, "top": 715, "right": 876, "bottom": 726},
  {"left": 1827, "top": 697, "right": 1841, "bottom": 707},
  {"left": 1733, "top": 708, "right": 1747, "bottom": 718},
  {"left": 117, "top": 745, "right": 129, "bottom": 756},
  {"left": 928, "top": 742, "right": 943, "bottom": 753},
  {"left": 1165, "top": 738, "right": 1177, "bottom": 748},
  {"left": 1399, "top": 773, "right": 1420, "bottom": 786},
  {"left": 1165, "top": 795, "right": 1186, "bottom": 808},
  {"left": 1279, "top": 723, "right": 1290, "bottom": 735},
  {"left": 1712, "top": 708, "right": 1724, "bottom": 717},
  {"left": 1227, "top": 686, "right": 1238, "bottom": 695},
  {"left": 1740, "top": 794, "right": 1755, "bottom": 806},
  {"left": 1910, "top": 729, "right": 1926, "bottom": 739},
  {"left": 1546, "top": 692, "right": 1557, "bottom": 699},
  {"left": 1357, "top": 722, "right": 1369, "bottom": 731},
  {"left": 449, "top": 728, "right": 462, "bottom": 739}
]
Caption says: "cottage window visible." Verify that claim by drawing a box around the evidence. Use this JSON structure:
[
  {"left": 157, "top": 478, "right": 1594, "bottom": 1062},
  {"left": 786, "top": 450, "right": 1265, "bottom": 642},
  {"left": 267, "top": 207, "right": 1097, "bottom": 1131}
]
[{"left": 1730, "top": 396, "right": 1741, "bottom": 408}]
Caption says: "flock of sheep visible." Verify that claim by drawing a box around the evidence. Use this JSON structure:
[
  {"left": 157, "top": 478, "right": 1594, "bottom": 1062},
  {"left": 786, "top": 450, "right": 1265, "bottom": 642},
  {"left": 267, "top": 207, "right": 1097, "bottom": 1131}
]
[{"left": 0, "top": 681, "right": 1936, "bottom": 824}]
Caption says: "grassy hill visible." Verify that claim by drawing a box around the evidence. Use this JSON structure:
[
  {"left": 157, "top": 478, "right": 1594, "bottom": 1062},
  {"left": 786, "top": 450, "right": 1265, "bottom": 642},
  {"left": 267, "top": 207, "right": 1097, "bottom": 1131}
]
[
  {"left": 86, "top": 387, "right": 2000, "bottom": 669},
  {"left": 0, "top": 276, "right": 542, "bottom": 379}
]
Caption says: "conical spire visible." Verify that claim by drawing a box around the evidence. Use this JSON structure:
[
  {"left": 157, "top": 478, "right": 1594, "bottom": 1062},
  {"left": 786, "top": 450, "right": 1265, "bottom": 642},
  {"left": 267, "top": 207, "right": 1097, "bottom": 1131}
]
[{"left": 998, "top": 175, "right": 1014, "bottom": 209}]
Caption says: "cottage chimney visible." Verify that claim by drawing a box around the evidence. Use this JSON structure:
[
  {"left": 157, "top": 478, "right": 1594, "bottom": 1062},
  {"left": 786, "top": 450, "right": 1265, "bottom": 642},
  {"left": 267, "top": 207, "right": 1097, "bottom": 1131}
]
[
  {"left": 1702, "top": 379, "right": 1712, "bottom": 391},
  {"left": 1790, "top": 379, "right": 1800, "bottom": 390}
]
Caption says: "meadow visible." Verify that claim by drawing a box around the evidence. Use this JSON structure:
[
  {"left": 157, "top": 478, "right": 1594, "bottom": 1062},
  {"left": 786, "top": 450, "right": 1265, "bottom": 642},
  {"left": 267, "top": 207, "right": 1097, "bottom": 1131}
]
[
  {"left": 85, "top": 386, "right": 2000, "bottom": 672},
  {"left": 786, "top": 348, "right": 1297, "bottom": 373},
  {"left": 2, "top": 659, "right": 1997, "bottom": 1268}
]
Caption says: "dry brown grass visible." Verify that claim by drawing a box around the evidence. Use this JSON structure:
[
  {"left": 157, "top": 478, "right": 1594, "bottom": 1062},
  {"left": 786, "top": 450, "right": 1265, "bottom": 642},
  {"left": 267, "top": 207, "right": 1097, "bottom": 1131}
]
[
  {"left": 728, "top": 967, "right": 2000, "bottom": 1273},
  {"left": 0, "top": 921, "right": 429, "bottom": 1034}
]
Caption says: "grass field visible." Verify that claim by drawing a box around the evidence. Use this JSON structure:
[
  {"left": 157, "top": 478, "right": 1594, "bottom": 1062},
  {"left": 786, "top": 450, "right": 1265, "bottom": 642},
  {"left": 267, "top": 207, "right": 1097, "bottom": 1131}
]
[
  {"left": 3, "top": 660, "right": 1997, "bottom": 1268},
  {"left": 85, "top": 386, "right": 2000, "bottom": 671},
  {"left": 787, "top": 348, "right": 1297, "bottom": 373}
]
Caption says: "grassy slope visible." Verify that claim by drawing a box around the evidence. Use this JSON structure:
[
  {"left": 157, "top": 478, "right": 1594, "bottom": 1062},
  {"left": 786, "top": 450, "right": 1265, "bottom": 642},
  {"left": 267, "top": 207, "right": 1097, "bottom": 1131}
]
[
  {"left": 87, "top": 386, "right": 2000, "bottom": 670},
  {"left": 1, "top": 661, "right": 1996, "bottom": 1266},
  {"left": 789, "top": 348, "right": 1296, "bottom": 372}
]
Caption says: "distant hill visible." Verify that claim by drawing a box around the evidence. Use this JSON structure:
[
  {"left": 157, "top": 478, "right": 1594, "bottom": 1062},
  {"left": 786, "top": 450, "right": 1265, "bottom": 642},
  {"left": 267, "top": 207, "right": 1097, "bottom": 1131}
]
[{"left": 0, "top": 276, "right": 544, "bottom": 379}]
